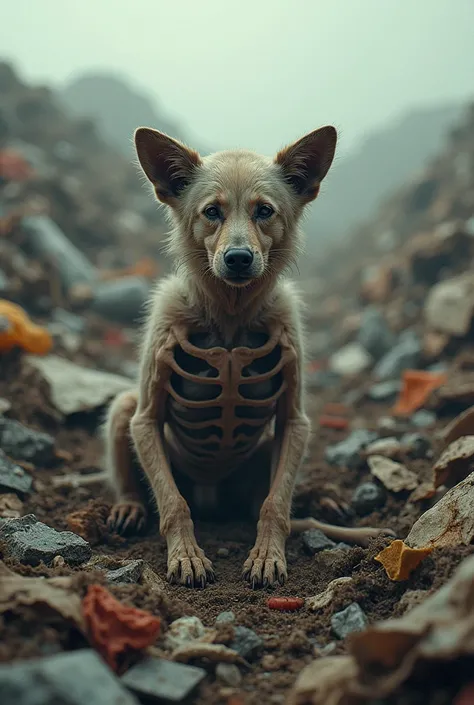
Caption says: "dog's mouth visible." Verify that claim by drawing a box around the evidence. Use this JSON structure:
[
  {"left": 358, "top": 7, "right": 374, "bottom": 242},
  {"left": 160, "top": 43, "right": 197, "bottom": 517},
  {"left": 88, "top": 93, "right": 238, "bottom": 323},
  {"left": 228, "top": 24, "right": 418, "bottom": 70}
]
[{"left": 223, "top": 273, "right": 256, "bottom": 287}]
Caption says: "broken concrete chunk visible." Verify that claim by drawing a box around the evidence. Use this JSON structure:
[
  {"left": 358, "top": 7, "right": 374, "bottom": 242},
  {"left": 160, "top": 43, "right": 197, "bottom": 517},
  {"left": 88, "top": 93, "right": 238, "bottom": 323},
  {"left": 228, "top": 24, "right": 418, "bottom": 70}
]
[
  {"left": 325, "top": 430, "right": 378, "bottom": 469},
  {"left": 0, "top": 417, "right": 55, "bottom": 465},
  {"left": 0, "top": 649, "right": 139, "bottom": 705},
  {"left": 0, "top": 450, "right": 32, "bottom": 496},
  {"left": 121, "top": 656, "right": 205, "bottom": 703},
  {"left": 0, "top": 513, "right": 92, "bottom": 566},
  {"left": 368, "top": 455, "right": 418, "bottom": 492},
  {"left": 406, "top": 471, "right": 474, "bottom": 549},
  {"left": 331, "top": 602, "right": 368, "bottom": 640},
  {"left": 230, "top": 626, "right": 264, "bottom": 661},
  {"left": 373, "top": 330, "right": 422, "bottom": 381},
  {"left": 424, "top": 272, "right": 474, "bottom": 335},
  {"left": 25, "top": 354, "right": 132, "bottom": 415},
  {"left": 329, "top": 343, "right": 373, "bottom": 377},
  {"left": 302, "top": 528, "right": 337, "bottom": 555},
  {"left": 105, "top": 559, "right": 144, "bottom": 585},
  {"left": 351, "top": 482, "right": 386, "bottom": 516},
  {"left": 432, "top": 435, "right": 474, "bottom": 489},
  {"left": 307, "top": 577, "right": 353, "bottom": 611}
]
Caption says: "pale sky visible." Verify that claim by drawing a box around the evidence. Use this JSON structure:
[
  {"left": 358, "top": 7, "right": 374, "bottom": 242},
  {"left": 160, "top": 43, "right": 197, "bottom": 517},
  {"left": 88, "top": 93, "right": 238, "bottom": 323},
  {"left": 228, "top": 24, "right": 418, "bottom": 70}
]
[{"left": 2, "top": 0, "right": 474, "bottom": 158}]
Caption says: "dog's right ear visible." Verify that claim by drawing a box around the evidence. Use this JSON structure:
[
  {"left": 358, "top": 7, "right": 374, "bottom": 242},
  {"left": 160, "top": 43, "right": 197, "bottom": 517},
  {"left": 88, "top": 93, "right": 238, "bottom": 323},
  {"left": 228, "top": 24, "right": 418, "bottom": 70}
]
[{"left": 134, "top": 128, "right": 202, "bottom": 206}]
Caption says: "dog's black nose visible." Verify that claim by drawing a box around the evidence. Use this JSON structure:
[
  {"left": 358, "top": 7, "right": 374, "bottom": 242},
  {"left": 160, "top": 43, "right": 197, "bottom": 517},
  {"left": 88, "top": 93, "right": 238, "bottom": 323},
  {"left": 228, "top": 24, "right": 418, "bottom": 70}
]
[{"left": 224, "top": 248, "right": 254, "bottom": 273}]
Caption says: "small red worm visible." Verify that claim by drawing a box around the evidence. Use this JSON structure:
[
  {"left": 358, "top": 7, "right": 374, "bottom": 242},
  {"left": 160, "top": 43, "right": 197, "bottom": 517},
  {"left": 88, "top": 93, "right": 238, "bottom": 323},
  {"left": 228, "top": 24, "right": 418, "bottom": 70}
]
[{"left": 267, "top": 596, "right": 305, "bottom": 611}]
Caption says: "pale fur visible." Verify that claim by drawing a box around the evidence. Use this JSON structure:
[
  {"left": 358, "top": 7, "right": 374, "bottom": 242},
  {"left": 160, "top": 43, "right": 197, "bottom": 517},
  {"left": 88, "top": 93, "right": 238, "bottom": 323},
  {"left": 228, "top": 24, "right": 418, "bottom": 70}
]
[{"left": 103, "top": 126, "right": 394, "bottom": 589}]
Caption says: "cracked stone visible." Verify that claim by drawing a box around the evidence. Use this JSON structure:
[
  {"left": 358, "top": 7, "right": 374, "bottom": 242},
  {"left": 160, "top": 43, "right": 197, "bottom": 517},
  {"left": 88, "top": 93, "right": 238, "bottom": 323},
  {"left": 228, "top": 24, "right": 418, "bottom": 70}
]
[
  {"left": 230, "top": 626, "right": 263, "bottom": 661},
  {"left": 0, "top": 450, "right": 32, "bottom": 496},
  {"left": 121, "top": 655, "right": 206, "bottom": 703},
  {"left": 302, "top": 528, "right": 337, "bottom": 555},
  {"left": 105, "top": 559, "right": 144, "bottom": 584},
  {"left": 331, "top": 602, "right": 369, "bottom": 639},
  {"left": 351, "top": 482, "right": 386, "bottom": 516},
  {"left": 0, "top": 417, "right": 55, "bottom": 465},
  {"left": 325, "top": 430, "right": 378, "bottom": 469}
]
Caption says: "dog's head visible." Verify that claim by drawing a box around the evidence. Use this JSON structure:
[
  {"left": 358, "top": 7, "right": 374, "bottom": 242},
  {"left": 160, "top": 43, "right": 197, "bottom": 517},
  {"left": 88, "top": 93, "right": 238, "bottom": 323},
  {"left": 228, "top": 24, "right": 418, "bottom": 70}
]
[{"left": 135, "top": 126, "right": 337, "bottom": 288}]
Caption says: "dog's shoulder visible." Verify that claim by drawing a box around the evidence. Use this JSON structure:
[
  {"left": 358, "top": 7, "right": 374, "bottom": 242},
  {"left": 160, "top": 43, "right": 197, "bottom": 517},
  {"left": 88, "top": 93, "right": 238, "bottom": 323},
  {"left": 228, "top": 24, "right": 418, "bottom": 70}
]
[{"left": 266, "top": 279, "right": 306, "bottom": 326}]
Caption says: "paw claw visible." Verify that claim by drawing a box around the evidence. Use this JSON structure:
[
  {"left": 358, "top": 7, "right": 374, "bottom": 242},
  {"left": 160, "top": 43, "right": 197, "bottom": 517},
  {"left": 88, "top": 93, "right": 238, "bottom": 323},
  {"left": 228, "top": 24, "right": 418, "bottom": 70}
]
[
  {"left": 167, "top": 539, "right": 214, "bottom": 588},
  {"left": 108, "top": 502, "right": 147, "bottom": 536}
]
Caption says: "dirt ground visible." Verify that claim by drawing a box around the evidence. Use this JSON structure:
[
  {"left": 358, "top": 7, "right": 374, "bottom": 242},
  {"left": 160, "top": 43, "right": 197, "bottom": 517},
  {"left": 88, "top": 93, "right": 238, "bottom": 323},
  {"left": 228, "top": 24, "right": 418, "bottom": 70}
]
[{"left": 1, "top": 349, "right": 473, "bottom": 705}]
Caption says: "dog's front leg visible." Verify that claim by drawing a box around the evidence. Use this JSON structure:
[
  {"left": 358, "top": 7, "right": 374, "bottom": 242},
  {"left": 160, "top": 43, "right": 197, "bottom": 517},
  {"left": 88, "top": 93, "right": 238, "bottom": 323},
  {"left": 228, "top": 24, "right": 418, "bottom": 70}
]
[{"left": 131, "top": 338, "right": 214, "bottom": 588}]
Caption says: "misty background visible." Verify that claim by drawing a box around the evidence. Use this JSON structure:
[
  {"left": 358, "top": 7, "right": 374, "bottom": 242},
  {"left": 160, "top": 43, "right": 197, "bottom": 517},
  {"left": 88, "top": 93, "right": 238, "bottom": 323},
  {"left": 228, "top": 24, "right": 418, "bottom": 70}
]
[{"left": 2, "top": 0, "right": 474, "bottom": 270}]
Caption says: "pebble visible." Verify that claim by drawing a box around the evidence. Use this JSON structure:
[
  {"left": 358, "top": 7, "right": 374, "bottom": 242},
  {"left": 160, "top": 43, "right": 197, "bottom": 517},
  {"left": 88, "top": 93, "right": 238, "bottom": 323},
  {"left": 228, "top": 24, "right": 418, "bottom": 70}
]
[
  {"left": 0, "top": 513, "right": 92, "bottom": 566},
  {"left": 0, "top": 450, "right": 33, "bottom": 496},
  {"left": 325, "top": 429, "right": 378, "bottom": 469},
  {"left": 164, "top": 616, "right": 210, "bottom": 651},
  {"left": 411, "top": 409, "right": 437, "bottom": 428},
  {"left": 105, "top": 559, "right": 144, "bottom": 584},
  {"left": 351, "top": 482, "right": 386, "bottom": 516},
  {"left": 329, "top": 343, "right": 373, "bottom": 377},
  {"left": 367, "top": 380, "right": 401, "bottom": 402},
  {"left": 357, "top": 307, "right": 395, "bottom": 360},
  {"left": 215, "top": 663, "right": 242, "bottom": 687},
  {"left": 373, "top": 330, "right": 422, "bottom": 381},
  {"left": 365, "top": 437, "right": 401, "bottom": 458},
  {"left": 230, "top": 626, "right": 264, "bottom": 661},
  {"left": 0, "top": 649, "right": 139, "bottom": 705},
  {"left": 121, "top": 655, "right": 206, "bottom": 703},
  {"left": 216, "top": 547, "right": 230, "bottom": 558},
  {"left": 215, "top": 610, "right": 236, "bottom": 625},
  {"left": 401, "top": 432, "right": 432, "bottom": 459},
  {"left": 302, "top": 528, "right": 337, "bottom": 555},
  {"left": 331, "top": 602, "right": 369, "bottom": 639},
  {"left": 0, "top": 417, "right": 55, "bottom": 465}
]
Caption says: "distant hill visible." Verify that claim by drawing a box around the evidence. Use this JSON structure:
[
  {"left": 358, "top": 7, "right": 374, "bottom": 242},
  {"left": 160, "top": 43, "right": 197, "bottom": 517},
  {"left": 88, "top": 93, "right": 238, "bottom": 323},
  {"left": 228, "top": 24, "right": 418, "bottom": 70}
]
[
  {"left": 304, "top": 103, "right": 463, "bottom": 258},
  {"left": 59, "top": 73, "right": 208, "bottom": 157}
]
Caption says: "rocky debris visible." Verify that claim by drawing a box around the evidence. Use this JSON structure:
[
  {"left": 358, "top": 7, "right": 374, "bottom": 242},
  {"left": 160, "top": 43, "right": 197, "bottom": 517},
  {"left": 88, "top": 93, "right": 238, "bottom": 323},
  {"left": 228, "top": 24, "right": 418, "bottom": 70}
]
[
  {"left": 424, "top": 272, "right": 474, "bottom": 335},
  {"left": 215, "top": 662, "right": 242, "bottom": 687},
  {"left": 230, "top": 626, "right": 264, "bottom": 661},
  {"left": 351, "top": 481, "right": 386, "bottom": 516},
  {"left": 357, "top": 306, "right": 395, "bottom": 360},
  {"left": 329, "top": 343, "right": 372, "bottom": 377},
  {"left": 216, "top": 547, "right": 230, "bottom": 558},
  {"left": 164, "top": 616, "right": 214, "bottom": 651},
  {"left": 401, "top": 432, "right": 432, "bottom": 458},
  {"left": 432, "top": 435, "right": 474, "bottom": 489},
  {"left": 331, "top": 602, "right": 369, "bottom": 640},
  {"left": 364, "top": 436, "right": 401, "bottom": 458},
  {"left": 373, "top": 330, "right": 422, "bottom": 381},
  {"left": 25, "top": 354, "right": 132, "bottom": 415},
  {"left": 0, "top": 492, "right": 23, "bottom": 518},
  {"left": 0, "top": 417, "right": 55, "bottom": 465},
  {"left": 121, "top": 656, "right": 206, "bottom": 703},
  {"left": 301, "top": 528, "right": 337, "bottom": 555},
  {"left": 368, "top": 455, "right": 419, "bottom": 492},
  {"left": 411, "top": 409, "right": 437, "bottom": 428},
  {"left": 0, "top": 514, "right": 91, "bottom": 566},
  {"left": 375, "top": 540, "right": 433, "bottom": 581},
  {"left": 325, "top": 429, "right": 378, "bottom": 469},
  {"left": 367, "top": 380, "right": 401, "bottom": 402},
  {"left": 106, "top": 559, "right": 145, "bottom": 585},
  {"left": 0, "top": 450, "right": 32, "bottom": 495},
  {"left": 215, "top": 610, "right": 236, "bottom": 625},
  {"left": 306, "top": 577, "right": 353, "bottom": 611},
  {"left": 0, "top": 649, "right": 139, "bottom": 705}
]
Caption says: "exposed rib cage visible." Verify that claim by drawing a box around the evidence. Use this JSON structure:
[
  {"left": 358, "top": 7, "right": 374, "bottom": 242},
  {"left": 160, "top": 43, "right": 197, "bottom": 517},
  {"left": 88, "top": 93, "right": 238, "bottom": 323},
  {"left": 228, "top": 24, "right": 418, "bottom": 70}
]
[{"left": 162, "top": 325, "right": 294, "bottom": 473}]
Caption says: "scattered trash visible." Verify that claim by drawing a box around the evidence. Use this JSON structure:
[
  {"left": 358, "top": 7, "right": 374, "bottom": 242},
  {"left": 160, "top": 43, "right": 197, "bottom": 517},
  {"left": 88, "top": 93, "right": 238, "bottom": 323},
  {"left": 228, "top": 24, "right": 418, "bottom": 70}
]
[
  {"left": 0, "top": 299, "right": 52, "bottom": 354},
  {"left": 392, "top": 369, "right": 447, "bottom": 415},
  {"left": 374, "top": 539, "right": 433, "bottom": 580},
  {"left": 306, "top": 577, "right": 353, "bottom": 612},
  {"left": 267, "top": 597, "right": 305, "bottom": 611},
  {"left": 373, "top": 330, "right": 422, "bottom": 381}
]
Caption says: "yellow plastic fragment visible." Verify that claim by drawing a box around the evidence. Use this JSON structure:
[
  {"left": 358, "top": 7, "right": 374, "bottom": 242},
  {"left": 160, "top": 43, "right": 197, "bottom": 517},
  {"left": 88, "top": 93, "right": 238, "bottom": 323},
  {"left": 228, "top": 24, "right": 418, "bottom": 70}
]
[
  {"left": 0, "top": 299, "right": 52, "bottom": 355},
  {"left": 374, "top": 539, "right": 433, "bottom": 581}
]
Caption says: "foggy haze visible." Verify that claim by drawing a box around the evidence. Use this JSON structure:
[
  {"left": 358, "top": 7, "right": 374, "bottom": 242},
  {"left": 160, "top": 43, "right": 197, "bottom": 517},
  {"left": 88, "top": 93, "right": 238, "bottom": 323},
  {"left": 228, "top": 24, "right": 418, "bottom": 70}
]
[{"left": 1, "top": 0, "right": 474, "bottom": 160}]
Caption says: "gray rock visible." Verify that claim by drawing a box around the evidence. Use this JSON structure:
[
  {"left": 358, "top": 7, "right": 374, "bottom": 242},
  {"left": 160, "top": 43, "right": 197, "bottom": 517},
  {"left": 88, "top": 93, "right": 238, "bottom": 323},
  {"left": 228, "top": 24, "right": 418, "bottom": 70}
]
[
  {"left": 0, "top": 450, "right": 33, "bottom": 496},
  {"left": 411, "top": 410, "right": 437, "bottom": 428},
  {"left": 0, "top": 649, "right": 139, "bottom": 705},
  {"left": 401, "top": 433, "right": 432, "bottom": 459},
  {"left": 367, "top": 380, "right": 401, "bottom": 402},
  {"left": 374, "top": 330, "right": 422, "bottom": 381},
  {"left": 0, "top": 417, "right": 55, "bottom": 465},
  {"left": 351, "top": 482, "right": 386, "bottom": 516},
  {"left": 215, "top": 610, "right": 236, "bottom": 625},
  {"left": 217, "top": 547, "right": 230, "bottom": 558},
  {"left": 121, "top": 656, "right": 205, "bottom": 703},
  {"left": 334, "top": 542, "right": 351, "bottom": 551},
  {"left": 357, "top": 307, "right": 395, "bottom": 360},
  {"left": 325, "top": 430, "right": 378, "bottom": 469},
  {"left": 0, "top": 513, "right": 91, "bottom": 566},
  {"left": 302, "top": 528, "right": 336, "bottom": 555},
  {"left": 331, "top": 602, "right": 369, "bottom": 639},
  {"left": 230, "top": 626, "right": 263, "bottom": 661},
  {"left": 306, "top": 369, "right": 340, "bottom": 391},
  {"left": 106, "top": 559, "right": 144, "bottom": 584},
  {"left": 330, "top": 343, "right": 373, "bottom": 377},
  {"left": 215, "top": 663, "right": 242, "bottom": 687}
]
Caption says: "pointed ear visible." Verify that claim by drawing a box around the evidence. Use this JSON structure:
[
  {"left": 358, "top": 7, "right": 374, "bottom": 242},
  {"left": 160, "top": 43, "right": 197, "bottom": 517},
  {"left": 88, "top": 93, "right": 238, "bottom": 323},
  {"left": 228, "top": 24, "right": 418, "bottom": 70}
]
[
  {"left": 275, "top": 126, "right": 337, "bottom": 203},
  {"left": 134, "top": 127, "right": 202, "bottom": 205}
]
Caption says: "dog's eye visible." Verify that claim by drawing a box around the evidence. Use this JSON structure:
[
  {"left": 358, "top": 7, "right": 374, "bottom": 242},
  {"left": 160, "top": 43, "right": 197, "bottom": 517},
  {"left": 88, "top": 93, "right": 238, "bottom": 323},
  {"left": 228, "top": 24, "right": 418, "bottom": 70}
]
[
  {"left": 203, "top": 205, "right": 221, "bottom": 221},
  {"left": 255, "top": 203, "right": 274, "bottom": 220}
]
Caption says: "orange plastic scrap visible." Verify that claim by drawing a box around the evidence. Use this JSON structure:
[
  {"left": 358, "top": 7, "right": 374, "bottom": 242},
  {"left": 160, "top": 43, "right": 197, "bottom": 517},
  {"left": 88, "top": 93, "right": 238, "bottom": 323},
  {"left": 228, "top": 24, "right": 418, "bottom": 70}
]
[
  {"left": 0, "top": 300, "right": 52, "bottom": 355},
  {"left": 82, "top": 584, "right": 161, "bottom": 673},
  {"left": 392, "top": 369, "right": 447, "bottom": 416},
  {"left": 374, "top": 539, "right": 433, "bottom": 581}
]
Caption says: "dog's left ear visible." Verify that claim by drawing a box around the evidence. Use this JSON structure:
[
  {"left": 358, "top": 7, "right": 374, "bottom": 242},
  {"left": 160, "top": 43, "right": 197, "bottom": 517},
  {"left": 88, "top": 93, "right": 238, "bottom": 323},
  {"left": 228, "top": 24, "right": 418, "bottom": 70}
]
[
  {"left": 135, "top": 127, "right": 202, "bottom": 206},
  {"left": 275, "top": 126, "right": 337, "bottom": 203}
]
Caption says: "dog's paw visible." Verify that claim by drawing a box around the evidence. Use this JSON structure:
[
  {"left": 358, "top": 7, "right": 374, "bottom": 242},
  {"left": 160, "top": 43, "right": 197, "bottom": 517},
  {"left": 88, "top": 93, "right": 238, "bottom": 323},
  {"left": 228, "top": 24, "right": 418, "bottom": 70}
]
[
  {"left": 107, "top": 501, "right": 147, "bottom": 536},
  {"left": 242, "top": 541, "right": 287, "bottom": 589},
  {"left": 167, "top": 539, "right": 215, "bottom": 588}
]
